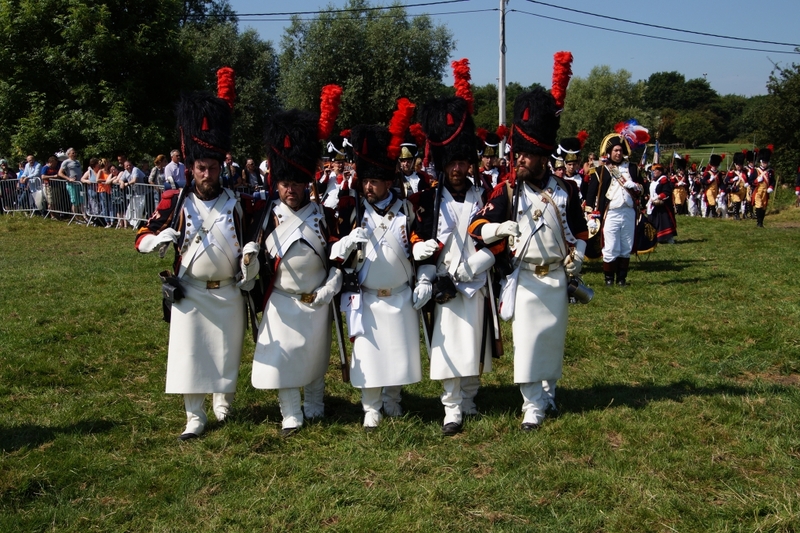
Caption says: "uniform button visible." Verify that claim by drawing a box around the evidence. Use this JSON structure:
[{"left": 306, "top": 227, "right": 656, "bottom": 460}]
[
  {"left": 187, "top": 222, "right": 192, "bottom": 226},
  {"left": 227, "top": 210, "right": 232, "bottom": 214}
]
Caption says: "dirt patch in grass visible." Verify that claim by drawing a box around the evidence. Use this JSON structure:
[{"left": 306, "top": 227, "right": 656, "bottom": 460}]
[{"left": 737, "top": 371, "right": 800, "bottom": 387}]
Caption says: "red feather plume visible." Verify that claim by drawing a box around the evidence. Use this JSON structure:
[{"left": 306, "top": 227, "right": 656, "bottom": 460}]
[
  {"left": 318, "top": 84, "right": 343, "bottom": 140},
  {"left": 720, "top": 153, "right": 726, "bottom": 161},
  {"left": 496, "top": 124, "right": 509, "bottom": 140},
  {"left": 340, "top": 129, "right": 351, "bottom": 139},
  {"left": 451, "top": 58, "right": 474, "bottom": 115},
  {"left": 767, "top": 143, "right": 774, "bottom": 151},
  {"left": 576, "top": 129, "right": 589, "bottom": 148},
  {"left": 409, "top": 123, "right": 426, "bottom": 147},
  {"left": 216, "top": 67, "right": 235, "bottom": 110},
  {"left": 551, "top": 51, "right": 573, "bottom": 109},
  {"left": 476, "top": 128, "right": 489, "bottom": 142},
  {"left": 387, "top": 97, "right": 416, "bottom": 160}
]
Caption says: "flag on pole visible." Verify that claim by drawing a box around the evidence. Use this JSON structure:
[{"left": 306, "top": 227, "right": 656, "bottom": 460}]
[{"left": 653, "top": 139, "right": 660, "bottom": 164}]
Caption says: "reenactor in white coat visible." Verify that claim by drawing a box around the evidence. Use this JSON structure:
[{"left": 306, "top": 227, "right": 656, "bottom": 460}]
[
  {"left": 330, "top": 101, "right": 423, "bottom": 430},
  {"left": 412, "top": 75, "right": 496, "bottom": 436},
  {"left": 245, "top": 104, "right": 343, "bottom": 436},
  {"left": 135, "top": 68, "right": 246, "bottom": 441}
]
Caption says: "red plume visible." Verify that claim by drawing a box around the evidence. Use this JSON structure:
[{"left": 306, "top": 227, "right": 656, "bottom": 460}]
[
  {"left": 577, "top": 129, "right": 589, "bottom": 148},
  {"left": 551, "top": 51, "right": 573, "bottom": 109},
  {"left": 387, "top": 97, "right": 416, "bottom": 160},
  {"left": 318, "top": 84, "right": 343, "bottom": 140},
  {"left": 409, "top": 123, "right": 426, "bottom": 147},
  {"left": 216, "top": 67, "right": 235, "bottom": 110},
  {"left": 767, "top": 143, "right": 774, "bottom": 151},
  {"left": 742, "top": 149, "right": 747, "bottom": 153},
  {"left": 496, "top": 124, "right": 509, "bottom": 140},
  {"left": 685, "top": 154, "right": 691, "bottom": 161},
  {"left": 340, "top": 129, "right": 351, "bottom": 138},
  {"left": 451, "top": 58, "right": 474, "bottom": 115},
  {"left": 720, "top": 153, "right": 726, "bottom": 161},
  {"left": 476, "top": 128, "right": 489, "bottom": 141}
]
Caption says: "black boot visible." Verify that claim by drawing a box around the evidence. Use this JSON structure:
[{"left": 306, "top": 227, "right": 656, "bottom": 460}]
[
  {"left": 756, "top": 208, "right": 765, "bottom": 227},
  {"left": 616, "top": 258, "right": 630, "bottom": 286},
  {"left": 603, "top": 260, "right": 615, "bottom": 286}
]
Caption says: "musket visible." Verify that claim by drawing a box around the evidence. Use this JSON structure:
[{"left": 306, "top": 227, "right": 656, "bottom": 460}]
[
  {"left": 313, "top": 174, "right": 350, "bottom": 383},
  {"left": 157, "top": 181, "right": 189, "bottom": 258},
  {"left": 419, "top": 171, "right": 445, "bottom": 347},
  {"left": 485, "top": 270, "right": 503, "bottom": 358},
  {"left": 243, "top": 184, "right": 276, "bottom": 343}
]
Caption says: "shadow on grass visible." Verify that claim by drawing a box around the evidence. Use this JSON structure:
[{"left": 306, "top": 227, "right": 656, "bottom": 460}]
[
  {"left": 634, "top": 259, "right": 706, "bottom": 273},
  {"left": 0, "top": 419, "right": 116, "bottom": 452}
]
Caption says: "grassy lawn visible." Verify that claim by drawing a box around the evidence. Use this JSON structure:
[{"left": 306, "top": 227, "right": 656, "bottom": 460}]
[{"left": 1, "top": 197, "right": 799, "bottom": 532}]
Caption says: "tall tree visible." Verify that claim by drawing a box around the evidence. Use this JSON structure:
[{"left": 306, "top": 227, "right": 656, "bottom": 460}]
[
  {"left": 472, "top": 82, "right": 543, "bottom": 131},
  {"left": 759, "top": 57, "right": 800, "bottom": 184},
  {"left": 278, "top": 0, "right": 453, "bottom": 128},
  {"left": 559, "top": 66, "right": 651, "bottom": 154},
  {"left": 643, "top": 71, "right": 686, "bottom": 110},
  {"left": 0, "top": 0, "right": 189, "bottom": 160}
]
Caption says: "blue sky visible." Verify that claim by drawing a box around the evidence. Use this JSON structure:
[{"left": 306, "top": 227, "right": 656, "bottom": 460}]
[{"left": 228, "top": 0, "right": 799, "bottom": 97}]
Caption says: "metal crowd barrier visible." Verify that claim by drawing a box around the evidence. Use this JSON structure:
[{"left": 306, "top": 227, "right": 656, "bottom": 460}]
[
  {"left": 1, "top": 177, "right": 166, "bottom": 228},
  {"left": 0, "top": 177, "right": 45, "bottom": 217}
]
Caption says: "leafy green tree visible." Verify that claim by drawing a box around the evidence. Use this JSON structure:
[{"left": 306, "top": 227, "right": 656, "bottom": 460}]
[
  {"left": 0, "top": 0, "right": 188, "bottom": 160},
  {"left": 278, "top": 0, "right": 453, "bottom": 128},
  {"left": 559, "top": 66, "right": 651, "bottom": 153},
  {"left": 643, "top": 71, "right": 686, "bottom": 110},
  {"left": 673, "top": 110, "right": 717, "bottom": 147},
  {"left": 759, "top": 57, "right": 800, "bottom": 183},
  {"left": 682, "top": 78, "right": 719, "bottom": 110}
]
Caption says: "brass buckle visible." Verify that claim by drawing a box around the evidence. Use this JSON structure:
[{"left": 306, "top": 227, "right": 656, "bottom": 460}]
[
  {"left": 300, "top": 293, "right": 315, "bottom": 304},
  {"left": 377, "top": 288, "right": 392, "bottom": 297},
  {"left": 534, "top": 265, "right": 549, "bottom": 277},
  {"left": 206, "top": 280, "right": 221, "bottom": 289}
]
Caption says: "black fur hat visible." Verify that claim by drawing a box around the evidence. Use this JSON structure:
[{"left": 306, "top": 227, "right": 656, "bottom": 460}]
[
  {"left": 709, "top": 154, "right": 723, "bottom": 168},
  {"left": 176, "top": 92, "right": 232, "bottom": 166},
  {"left": 758, "top": 147, "right": 772, "bottom": 163},
  {"left": 510, "top": 88, "right": 560, "bottom": 157},
  {"left": 420, "top": 96, "right": 478, "bottom": 172},
  {"left": 733, "top": 151, "right": 745, "bottom": 167},
  {"left": 350, "top": 125, "right": 396, "bottom": 181},
  {"left": 265, "top": 109, "right": 320, "bottom": 184}
]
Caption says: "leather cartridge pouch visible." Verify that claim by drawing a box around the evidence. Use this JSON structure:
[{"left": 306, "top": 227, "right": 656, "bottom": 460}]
[
  {"left": 433, "top": 274, "right": 457, "bottom": 304},
  {"left": 159, "top": 270, "right": 185, "bottom": 323}
]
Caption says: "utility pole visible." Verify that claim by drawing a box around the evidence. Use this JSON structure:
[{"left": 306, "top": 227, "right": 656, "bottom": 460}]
[{"left": 499, "top": 0, "right": 507, "bottom": 154}]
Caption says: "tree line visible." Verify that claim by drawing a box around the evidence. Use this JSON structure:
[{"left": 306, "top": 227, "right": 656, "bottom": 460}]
[{"left": 0, "top": 0, "right": 796, "bottom": 180}]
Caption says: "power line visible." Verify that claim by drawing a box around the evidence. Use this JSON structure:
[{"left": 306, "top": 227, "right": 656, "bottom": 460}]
[
  {"left": 512, "top": 8, "right": 800, "bottom": 55},
  {"left": 522, "top": 0, "right": 800, "bottom": 49},
  {"left": 237, "top": 8, "right": 496, "bottom": 23},
  {"left": 229, "top": 0, "right": 469, "bottom": 18}
]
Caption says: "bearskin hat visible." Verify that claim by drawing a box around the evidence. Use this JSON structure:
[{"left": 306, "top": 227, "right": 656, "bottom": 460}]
[
  {"left": 421, "top": 96, "right": 478, "bottom": 171},
  {"left": 176, "top": 69, "right": 234, "bottom": 166},
  {"left": 709, "top": 154, "right": 723, "bottom": 168},
  {"left": 758, "top": 146, "right": 772, "bottom": 163},
  {"left": 511, "top": 88, "right": 560, "bottom": 157},
  {"left": 674, "top": 154, "right": 688, "bottom": 171},
  {"left": 733, "top": 151, "right": 746, "bottom": 167},
  {"left": 350, "top": 125, "right": 396, "bottom": 181},
  {"left": 265, "top": 110, "right": 320, "bottom": 184},
  {"left": 746, "top": 150, "right": 756, "bottom": 165}
]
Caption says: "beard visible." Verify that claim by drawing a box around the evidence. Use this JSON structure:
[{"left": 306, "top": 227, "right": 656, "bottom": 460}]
[{"left": 194, "top": 177, "right": 222, "bottom": 200}]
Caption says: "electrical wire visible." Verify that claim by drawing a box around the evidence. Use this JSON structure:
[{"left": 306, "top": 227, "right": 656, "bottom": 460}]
[
  {"left": 512, "top": 8, "right": 800, "bottom": 55},
  {"left": 237, "top": 8, "right": 496, "bottom": 23},
  {"left": 522, "top": 0, "right": 800, "bottom": 48}
]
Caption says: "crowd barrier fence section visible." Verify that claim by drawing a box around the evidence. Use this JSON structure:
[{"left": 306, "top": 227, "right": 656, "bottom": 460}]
[{"left": 0, "top": 177, "right": 44, "bottom": 217}]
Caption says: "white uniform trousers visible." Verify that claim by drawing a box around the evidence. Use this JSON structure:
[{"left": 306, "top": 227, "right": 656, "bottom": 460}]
[
  {"left": 441, "top": 376, "right": 480, "bottom": 425},
  {"left": 360, "top": 385, "right": 404, "bottom": 427},
  {"left": 277, "top": 375, "right": 326, "bottom": 430},
  {"left": 183, "top": 392, "right": 233, "bottom": 435},
  {"left": 519, "top": 382, "right": 550, "bottom": 426},
  {"left": 602, "top": 207, "right": 635, "bottom": 262}
]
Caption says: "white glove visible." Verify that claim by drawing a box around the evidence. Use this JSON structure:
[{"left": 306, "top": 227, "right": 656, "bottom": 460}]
[
  {"left": 795, "top": 190, "right": 799, "bottom": 197},
  {"left": 481, "top": 221, "right": 520, "bottom": 244},
  {"left": 757, "top": 176, "right": 764, "bottom": 183},
  {"left": 238, "top": 241, "right": 261, "bottom": 287},
  {"left": 767, "top": 187, "right": 774, "bottom": 194},
  {"left": 564, "top": 240, "right": 587, "bottom": 276},
  {"left": 330, "top": 227, "right": 368, "bottom": 260},
  {"left": 311, "top": 267, "right": 343, "bottom": 307},
  {"left": 454, "top": 247, "right": 496, "bottom": 282},
  {"left": 138, "top": 228, "right": 179, "bottom": 254},
  {"left": 413, "top": 264, "right": 436, "bottom": 310},
  {"left": 587, "top": 218, "right": 599, "bottom": 232},
  {"left": 623, "top": 180, "right": 638, "bottom": 190},
  {"left": 413, "top": 239, "right": 439, "bottom": 261}
]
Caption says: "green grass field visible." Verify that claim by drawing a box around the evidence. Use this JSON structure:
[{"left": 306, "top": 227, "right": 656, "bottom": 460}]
[{"left": 1, "top": 197, "right": 799, "bottom": 532}]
